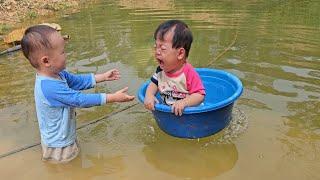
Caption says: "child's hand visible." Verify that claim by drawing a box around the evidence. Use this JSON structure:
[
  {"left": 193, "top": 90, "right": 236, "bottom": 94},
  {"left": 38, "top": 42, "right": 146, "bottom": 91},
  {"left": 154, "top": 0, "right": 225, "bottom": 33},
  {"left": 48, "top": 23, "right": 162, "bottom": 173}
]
[
  {"left": 144, "top": 95, "right": 159, "bottom": 111},
  {"left": 107, "top": 87, "right": 135, "bottom": 102},
  {"left": 95, "top": 69, "right": 120, "bottom": 83},
  {"left": 103, "top": 69, "right": 120, "bottom": 81},
  {"left": 172, "top": 100, "right": 187, "bottom": 116}
]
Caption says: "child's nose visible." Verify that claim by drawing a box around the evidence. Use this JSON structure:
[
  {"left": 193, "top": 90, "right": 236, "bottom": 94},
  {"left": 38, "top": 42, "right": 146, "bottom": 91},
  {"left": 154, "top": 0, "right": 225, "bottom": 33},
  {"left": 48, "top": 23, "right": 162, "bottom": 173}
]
[{"left": 155, "top": 48, "right": 161, "bottom": 56}]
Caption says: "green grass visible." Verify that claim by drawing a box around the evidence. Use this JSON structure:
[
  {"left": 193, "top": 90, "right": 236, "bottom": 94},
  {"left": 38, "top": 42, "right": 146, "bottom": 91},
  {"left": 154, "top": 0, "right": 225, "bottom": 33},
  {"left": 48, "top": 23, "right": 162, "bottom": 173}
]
[
  {"left": 0, "top": 23, "right": 11, "bottom": 35},
  {"left": 27, "top": 11, "right": 38, "bottom": 19}
]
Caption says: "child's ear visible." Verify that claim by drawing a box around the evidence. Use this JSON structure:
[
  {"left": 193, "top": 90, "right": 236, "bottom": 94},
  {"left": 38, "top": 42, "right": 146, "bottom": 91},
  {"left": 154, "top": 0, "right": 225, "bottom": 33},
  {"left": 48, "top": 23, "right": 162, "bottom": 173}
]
[
  {"left": 177, "top": 48, "right": 186, "bottom": 60},
  {"left": 40, "top": 56, "right": 50, "bottom": 67}
]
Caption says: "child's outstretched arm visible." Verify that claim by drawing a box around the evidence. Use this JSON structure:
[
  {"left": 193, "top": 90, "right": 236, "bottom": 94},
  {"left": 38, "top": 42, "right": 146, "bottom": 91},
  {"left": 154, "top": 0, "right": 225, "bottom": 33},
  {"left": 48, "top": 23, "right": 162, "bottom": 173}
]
[
  {"left": 95, "top": 69, "right": 120, "bottom": 83},
  {"left": 61, "top": 71, "right": 97, "bottom": 90},
  {"left": 144, "top": 82, "right": 159, "bottom": 111},
  {"left": 41, "top": 80, "right": 134, "bottom": 108},
  {"left": 172, "top": 93, "right": 204, "bottom": 116},
  {"left": 61, "top": 69, "right": 120, "bottom": 91},
  {"left": 107, "top": 87, "right": 135, "bottom": 102}
]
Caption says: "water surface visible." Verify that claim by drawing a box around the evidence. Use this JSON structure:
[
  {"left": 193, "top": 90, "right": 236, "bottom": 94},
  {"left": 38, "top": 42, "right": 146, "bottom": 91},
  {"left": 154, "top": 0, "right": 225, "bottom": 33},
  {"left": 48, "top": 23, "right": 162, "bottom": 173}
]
[{"left": 0, "top": 0, "right": 319, "bottom": 179}]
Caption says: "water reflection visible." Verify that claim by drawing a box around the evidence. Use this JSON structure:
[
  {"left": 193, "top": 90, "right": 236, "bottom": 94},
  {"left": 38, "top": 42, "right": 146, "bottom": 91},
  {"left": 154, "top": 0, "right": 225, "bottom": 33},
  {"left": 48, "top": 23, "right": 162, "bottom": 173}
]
[
  {"left": 143, "top": 133, "right": 238, "bottom": 179},
  {"left": 43, "top": 155, "right": 125, "bottom": 179},
  {"left": 281, "top": 65, "right": 320, "bottom": 79}
]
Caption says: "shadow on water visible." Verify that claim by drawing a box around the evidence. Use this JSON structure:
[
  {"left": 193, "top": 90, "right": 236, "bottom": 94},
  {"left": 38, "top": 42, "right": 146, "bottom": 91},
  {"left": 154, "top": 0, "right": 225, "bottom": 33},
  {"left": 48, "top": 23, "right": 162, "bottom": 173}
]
[
  {"left": 143, "top": 133, "right": 238, "bottom": 179},
  {"left": 42, "top": 154, "right": 125, "bottom": 179},
  {"left": 140, "top": 106, "right": 247, "bottom": 179}
]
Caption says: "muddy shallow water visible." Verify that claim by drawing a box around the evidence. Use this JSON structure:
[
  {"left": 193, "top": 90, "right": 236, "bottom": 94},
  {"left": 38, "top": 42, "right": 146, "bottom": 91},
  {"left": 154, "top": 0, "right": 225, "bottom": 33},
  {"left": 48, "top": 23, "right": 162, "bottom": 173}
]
[{"left": 0, "top": 0, "right": 319, "bottom": 179}]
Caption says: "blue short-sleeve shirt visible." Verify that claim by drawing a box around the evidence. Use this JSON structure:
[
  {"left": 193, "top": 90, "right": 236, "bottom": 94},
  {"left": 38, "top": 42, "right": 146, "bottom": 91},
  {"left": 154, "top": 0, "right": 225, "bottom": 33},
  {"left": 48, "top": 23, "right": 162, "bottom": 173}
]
[{"left": 34, "top": 71, "right": 106, "bottom": 147}]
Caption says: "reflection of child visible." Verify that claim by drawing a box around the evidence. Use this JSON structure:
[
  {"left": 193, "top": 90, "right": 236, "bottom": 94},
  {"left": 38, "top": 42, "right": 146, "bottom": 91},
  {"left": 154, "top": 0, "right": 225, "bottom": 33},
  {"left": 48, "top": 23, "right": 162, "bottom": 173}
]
[
  {"left": 144, "top": 20, "right": 205, "bottom": 116},
  {"left": 21, "top": 25, "right": 135, "bottom": 163}
]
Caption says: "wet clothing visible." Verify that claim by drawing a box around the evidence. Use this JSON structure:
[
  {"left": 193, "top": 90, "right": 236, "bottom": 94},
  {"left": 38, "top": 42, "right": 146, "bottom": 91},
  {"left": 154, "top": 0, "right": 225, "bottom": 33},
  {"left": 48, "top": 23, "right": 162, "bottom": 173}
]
[
  {"left": 34, "top": 71, "right": 106, "bottom": 162},
  {"left": 151, "top": 63, "right": 205, "bottom": 105},
  {"left": 41, "top": 139, "right": 80, "bottom": 163}
]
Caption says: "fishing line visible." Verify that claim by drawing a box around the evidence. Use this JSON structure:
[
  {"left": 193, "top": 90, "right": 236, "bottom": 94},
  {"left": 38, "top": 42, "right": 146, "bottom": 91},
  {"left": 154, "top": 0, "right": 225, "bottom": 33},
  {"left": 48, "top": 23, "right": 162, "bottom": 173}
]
[
  {"left": 0, "top": 103, "right": 139, "bottom": 159},
  {"left": 207, "top": 29, "right": 238, "bottom": 67}
]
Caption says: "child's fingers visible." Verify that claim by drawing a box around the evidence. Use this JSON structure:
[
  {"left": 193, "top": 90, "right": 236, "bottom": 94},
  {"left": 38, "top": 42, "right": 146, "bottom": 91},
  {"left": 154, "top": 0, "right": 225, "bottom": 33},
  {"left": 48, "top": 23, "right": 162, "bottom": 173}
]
[
  {"left": 106, "top": 69, "right": 114, "bottom": 74},
  {"left": 112, "top": 69, "right": 120, "bottom": 75},
  {"left": 109, "top": 69, "right": 120, "bottom": 77},
  {"left": 107, "top": 69, "right": 120, "bottom": 76},
  {"left": 110, "top": 68, "right": 118, "bottom": 72},
  {"left": 144, "top": 104, "right": 149, "bottom": 110},
  {"left": 172, "top": 105, "right": 178, "bottom": 116},
  {"left": 145, "top": 100, "right": 155, "bottom": 111},
  {"left": 172, "top": 103, "right": 184, "bottom": 116},
  {"left": 176, "top": 107, "right": 180, "bottom": 116},
  {"left": 113, "top": 75, "right": 121, "bottom": 80},
  {"left": 148, "top": 102, "right": 154, "bottom": 110},
  {"left": 178, "top": 107, "right": 183, "bottom": 116},
  {"left": 118, "top": 87, "right": 129, "bottom": 93},
  {"left": 150, "top": 103, "right": 154, "bottom": 110},
  {"left": 144, "top": 103, "right": 150, "bottom": 110},
  {"left": 126, "top": 95, "right": 135, "bottom": 101}
]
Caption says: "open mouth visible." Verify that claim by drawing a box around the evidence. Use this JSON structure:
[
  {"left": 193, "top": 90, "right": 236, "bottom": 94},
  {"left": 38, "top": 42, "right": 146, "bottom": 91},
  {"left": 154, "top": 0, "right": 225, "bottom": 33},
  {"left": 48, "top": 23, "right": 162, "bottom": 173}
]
[{"left": 157, "top": 58, "right": 164, "bottom": 66}]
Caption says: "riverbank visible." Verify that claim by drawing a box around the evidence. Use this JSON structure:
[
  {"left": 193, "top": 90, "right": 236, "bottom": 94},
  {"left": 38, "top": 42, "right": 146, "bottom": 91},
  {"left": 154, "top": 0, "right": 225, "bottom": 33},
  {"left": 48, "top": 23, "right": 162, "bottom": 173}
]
[{"left": 0, "top": 0, "right": 93, "bottom": 35}]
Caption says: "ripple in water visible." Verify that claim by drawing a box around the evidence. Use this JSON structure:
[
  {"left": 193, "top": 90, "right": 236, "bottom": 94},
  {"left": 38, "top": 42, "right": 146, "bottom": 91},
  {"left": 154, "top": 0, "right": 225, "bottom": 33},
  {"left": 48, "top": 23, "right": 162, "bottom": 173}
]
[
  {"left": 141, "top": 107, "right": 248, "bottom": 146},
  {"left": 202, "top": 107, "right": 248, "bottom": 146},
  {"left": 103, "top": 107, "right": 248, "bottom": 150}
]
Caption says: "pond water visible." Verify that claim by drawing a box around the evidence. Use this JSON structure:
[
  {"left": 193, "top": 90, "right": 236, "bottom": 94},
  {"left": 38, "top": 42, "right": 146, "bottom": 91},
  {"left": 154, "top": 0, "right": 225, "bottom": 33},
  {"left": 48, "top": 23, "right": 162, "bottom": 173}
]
[{"left": 0, "top": 0, "right": 319, "bottom": 179}]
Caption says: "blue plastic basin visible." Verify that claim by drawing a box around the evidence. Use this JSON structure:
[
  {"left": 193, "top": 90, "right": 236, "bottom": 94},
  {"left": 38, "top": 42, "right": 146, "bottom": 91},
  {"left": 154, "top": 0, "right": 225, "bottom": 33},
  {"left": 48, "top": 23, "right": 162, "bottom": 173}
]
[{"left": 138, "top": 68, "right": 243, "bottom": 138}]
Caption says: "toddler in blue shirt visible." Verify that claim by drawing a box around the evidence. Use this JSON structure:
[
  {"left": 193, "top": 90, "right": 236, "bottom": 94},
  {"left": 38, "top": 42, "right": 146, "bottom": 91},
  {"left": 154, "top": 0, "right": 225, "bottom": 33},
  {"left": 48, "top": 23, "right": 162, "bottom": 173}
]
[{"left": 21, "top": 25, "right": 135, "bottom": 163}]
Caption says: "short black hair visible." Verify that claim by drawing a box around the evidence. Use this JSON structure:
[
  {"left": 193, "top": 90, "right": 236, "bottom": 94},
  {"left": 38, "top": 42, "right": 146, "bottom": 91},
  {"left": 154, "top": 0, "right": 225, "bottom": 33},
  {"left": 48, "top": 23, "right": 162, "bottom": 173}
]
[
  {"left": 154, "top": 20, "right": 193, "bottom": 57},
  {"left": 21, "top": 25, "right": 57, "bottom": 68}
]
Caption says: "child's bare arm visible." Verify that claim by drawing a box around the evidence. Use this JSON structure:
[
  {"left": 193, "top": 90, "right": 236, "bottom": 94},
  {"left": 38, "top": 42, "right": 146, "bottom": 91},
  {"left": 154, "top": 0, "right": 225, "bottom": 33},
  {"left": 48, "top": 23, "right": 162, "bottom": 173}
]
[
  {"left": 172, "top": 93, "right": 204, "bottom": 116},
  {"left": 183, "top": 93, "right": 205, "bottom": 107},
  {"left": 144, "top": 82, "right": 159, "bottom": 110},
  {"left": 95, "top": 69, "right": 120, "bottom": 83},
  {"left": 106, "top": 87, "right": 135, "bottom": 102}
]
